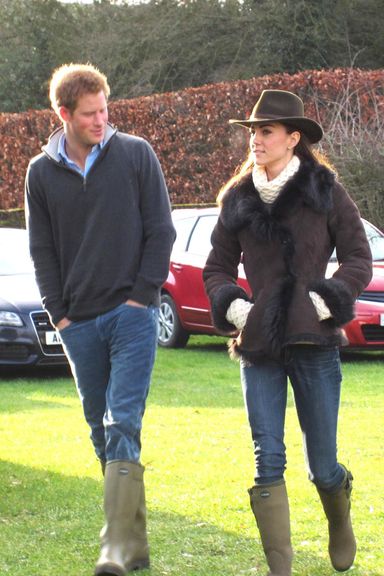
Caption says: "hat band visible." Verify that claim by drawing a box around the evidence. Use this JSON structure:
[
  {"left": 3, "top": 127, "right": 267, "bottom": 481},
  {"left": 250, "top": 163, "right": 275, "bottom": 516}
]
[{"left": 248, "top": 113, "right": 303, "bottom": 121}]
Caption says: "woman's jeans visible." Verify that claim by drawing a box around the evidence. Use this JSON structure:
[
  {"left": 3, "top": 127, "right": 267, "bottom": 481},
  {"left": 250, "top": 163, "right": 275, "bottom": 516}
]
[
  {"left": 60, "top": 303, "right": 159, "bottom": 464},
  {"left": 240, "top": 345, "right": 346, "bottom": 491}
]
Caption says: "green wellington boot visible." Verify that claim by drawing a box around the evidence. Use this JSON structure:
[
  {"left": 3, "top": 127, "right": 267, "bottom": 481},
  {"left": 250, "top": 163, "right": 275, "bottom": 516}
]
[
  {"left": 249, "top": 481, "right": 293, "bottom": 576},
  {"left": 317, "top": 468, "right": 356, "bottom": 571},
  {"left": 94, "top": 460, "right": 150, "bottom": 576}
]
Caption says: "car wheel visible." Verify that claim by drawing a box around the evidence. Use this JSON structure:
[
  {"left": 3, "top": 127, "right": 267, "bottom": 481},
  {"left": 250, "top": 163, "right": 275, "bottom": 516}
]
[{"left": 158, "top": 294, "right": 189, "bottom": 348}]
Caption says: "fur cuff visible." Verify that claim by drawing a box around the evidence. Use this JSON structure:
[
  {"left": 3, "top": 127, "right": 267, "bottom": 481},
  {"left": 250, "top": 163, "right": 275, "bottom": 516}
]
[
  {"left": 211, "top": 284, "right": 251, "bottom": 333},
  {"left": 309, "top": 278, "right": 354, "bottom": 326}
]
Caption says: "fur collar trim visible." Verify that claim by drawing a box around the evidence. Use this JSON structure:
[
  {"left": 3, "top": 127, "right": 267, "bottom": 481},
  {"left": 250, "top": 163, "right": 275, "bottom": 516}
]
[{"left": 220, "top": 160, "right": 335, "bottom": 235}]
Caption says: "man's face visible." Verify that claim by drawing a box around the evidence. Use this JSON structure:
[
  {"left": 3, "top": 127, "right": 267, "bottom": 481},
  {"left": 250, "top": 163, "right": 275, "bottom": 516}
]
[{"left": 61, "top": 90, "right": 108, "bottom": 150}]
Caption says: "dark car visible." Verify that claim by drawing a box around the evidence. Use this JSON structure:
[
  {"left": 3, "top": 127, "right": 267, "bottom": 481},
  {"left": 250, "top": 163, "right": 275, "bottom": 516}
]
[
  {"left": 159, "top": 208, "right": 384, "bottom": 349},
  {"left": 0, "top": 228, "right": 67, "bottom": 367}
]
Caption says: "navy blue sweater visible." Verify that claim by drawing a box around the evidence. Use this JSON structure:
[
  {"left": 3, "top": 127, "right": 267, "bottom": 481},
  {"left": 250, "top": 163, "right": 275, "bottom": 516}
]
[{"left": 25, "top": 125, "right": 176, "bottom": 325}]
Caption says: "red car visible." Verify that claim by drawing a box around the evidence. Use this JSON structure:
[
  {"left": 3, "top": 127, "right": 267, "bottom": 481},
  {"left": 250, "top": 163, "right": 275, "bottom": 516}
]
[{"left": 159, "top": 208, "right": 384, "bottom": 349}]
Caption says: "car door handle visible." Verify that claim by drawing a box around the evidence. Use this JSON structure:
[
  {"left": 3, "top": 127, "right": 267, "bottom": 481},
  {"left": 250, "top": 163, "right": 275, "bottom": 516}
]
[{"left": 173, "top": 264, "right": 183, "bottom": 271}]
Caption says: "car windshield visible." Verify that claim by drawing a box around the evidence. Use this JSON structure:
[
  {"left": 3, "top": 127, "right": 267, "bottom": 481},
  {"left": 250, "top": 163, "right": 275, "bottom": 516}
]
[
  {"left": 0, "top": 229, "right": 34, "bottom": 275},
  {"left": 329, "top": 220, "right": 384, "bottom": 262},
  {"left": 365, "top": 222, "right": 384, "bottom": 261}
]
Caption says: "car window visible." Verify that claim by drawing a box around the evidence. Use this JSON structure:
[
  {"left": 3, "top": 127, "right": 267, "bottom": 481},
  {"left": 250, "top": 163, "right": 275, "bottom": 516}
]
[
  {"left": 187, "top": 215, "right": 217, "bottom": 256},
  {"left": 172, "top": 216, "right": 198, "bottom": 253},
  {"left": 0, "top": 230, "right": 34, "bottom": 275}
]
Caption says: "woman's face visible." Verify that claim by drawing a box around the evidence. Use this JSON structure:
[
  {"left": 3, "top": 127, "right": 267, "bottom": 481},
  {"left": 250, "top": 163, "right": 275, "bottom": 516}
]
[{"left": 249, "top": 122, "right": 300, "bottom": 177}]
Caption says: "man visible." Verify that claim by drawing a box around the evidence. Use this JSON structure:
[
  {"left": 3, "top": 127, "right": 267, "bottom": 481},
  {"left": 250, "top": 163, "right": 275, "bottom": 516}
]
[{"left": 25, "top": 63, "right": 175, "bottom": 576}]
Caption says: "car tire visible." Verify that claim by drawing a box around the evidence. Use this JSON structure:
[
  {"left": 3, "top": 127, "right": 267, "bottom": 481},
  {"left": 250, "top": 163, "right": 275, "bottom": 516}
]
[{"left": 158, "top": 294, "right": 189, "bottom": 348}]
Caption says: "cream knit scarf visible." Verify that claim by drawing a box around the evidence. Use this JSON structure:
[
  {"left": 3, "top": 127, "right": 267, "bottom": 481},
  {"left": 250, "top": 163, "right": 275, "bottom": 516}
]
[{"left": 252, "top": 155, "right": 301, "bottom": 203}]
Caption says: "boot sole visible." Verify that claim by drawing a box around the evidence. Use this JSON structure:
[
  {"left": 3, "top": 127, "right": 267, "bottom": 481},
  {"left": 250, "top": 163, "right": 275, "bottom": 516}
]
[
  {"left": 126, "top": 557, "right": 150, "bottom": 571},
  {"left": 94, "top": 563, "right": 125, "bottom": 576},
  {"left": 95, "top": 557, "right": 150, "bottom": 576}
]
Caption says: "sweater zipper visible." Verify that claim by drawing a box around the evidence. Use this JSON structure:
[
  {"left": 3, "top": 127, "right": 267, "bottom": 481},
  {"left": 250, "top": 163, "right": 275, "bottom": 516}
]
[{"left": 44, "top": 130, "right": 114, "bottom": 191}]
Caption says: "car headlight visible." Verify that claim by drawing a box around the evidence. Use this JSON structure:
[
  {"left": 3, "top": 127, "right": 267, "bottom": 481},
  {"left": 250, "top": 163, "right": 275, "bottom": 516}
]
[{"left": 0, "top": 311, "right": 23, "bottom": 327}]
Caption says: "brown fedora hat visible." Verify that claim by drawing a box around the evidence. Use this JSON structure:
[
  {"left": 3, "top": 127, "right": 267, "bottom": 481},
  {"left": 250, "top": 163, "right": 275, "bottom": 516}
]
[{"left": 229, "top": 89, "right": 323, "bottom": 143}]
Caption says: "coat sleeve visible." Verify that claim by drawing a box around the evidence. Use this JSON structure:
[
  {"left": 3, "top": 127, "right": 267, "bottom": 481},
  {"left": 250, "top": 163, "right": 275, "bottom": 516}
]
[
  {"left": 203, "top": 217, "right": 251, "bottom": 333},
  {"left": 25, "top": 161, "right": 68, "bottom": 326},
  {"left": 310, "top": 182, "right": 373, "bottom": 326}
]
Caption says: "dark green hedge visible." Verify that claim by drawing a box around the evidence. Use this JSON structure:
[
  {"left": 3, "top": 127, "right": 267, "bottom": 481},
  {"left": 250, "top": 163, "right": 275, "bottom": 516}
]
[{"left": 0, "top": 209, "right": 25, "bottom": 229}]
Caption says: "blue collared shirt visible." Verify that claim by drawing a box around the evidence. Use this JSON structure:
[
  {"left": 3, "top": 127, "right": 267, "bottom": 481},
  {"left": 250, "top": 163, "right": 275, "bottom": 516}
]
[{"left": 58, "top": 133, "right": 104, "bottom": 177}]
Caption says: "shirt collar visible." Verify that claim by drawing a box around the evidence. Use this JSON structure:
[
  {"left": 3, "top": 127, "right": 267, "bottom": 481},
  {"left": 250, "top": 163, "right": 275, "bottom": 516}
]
[{"left": 58, "top": 133, "right": 104, "bottom": 164}]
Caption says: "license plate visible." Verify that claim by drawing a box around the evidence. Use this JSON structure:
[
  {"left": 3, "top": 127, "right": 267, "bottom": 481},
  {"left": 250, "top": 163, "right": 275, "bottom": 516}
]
[
  {"left": 381, "top": 314, "right": 384, "bottom": 326},
  {"left": 45, "top": 331, "right": 62, "bottom": 345}
]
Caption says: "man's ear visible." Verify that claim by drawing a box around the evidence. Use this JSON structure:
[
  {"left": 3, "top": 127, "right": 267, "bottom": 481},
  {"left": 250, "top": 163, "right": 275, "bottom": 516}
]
[{"left": 59, "top": 106, "right": 72, "bottom": 123}]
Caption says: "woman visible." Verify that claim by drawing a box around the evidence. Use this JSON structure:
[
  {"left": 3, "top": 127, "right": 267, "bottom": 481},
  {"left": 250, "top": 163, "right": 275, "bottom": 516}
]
[{"left": 203, "top": 90, "right": 372, "bottom": 575}]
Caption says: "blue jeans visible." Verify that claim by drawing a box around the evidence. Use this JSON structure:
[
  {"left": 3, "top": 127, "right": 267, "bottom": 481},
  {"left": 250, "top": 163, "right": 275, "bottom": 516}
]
[
  {"left": 60, "top": 303, "right": 159, "bottom": 463},
  {"left": 240, "top": 345, "right": 346, "bottom": 491}
]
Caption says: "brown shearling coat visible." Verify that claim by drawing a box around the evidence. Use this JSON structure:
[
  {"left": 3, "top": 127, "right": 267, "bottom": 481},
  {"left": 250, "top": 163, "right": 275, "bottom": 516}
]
[{"left": 203, "top": 160, "right": 373, "bottom": 362}]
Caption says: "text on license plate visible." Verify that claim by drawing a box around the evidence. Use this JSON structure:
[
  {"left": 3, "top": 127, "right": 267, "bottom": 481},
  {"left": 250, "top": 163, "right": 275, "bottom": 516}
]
[{"left": 45, "top": 331, "right": 62, "bottom": 345}]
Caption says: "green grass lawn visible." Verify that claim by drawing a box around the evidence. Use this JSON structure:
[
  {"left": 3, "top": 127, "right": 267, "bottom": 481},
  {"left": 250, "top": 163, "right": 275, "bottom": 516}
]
[{"left": 0, "top": 336, "right": 383, "bottom": 575}]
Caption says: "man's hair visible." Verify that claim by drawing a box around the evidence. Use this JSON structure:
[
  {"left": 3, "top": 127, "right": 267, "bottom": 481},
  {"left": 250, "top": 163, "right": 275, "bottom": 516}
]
[{"left": 49, "top": 63, "right": 110, "bottom": 115}]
